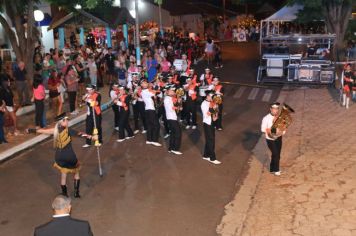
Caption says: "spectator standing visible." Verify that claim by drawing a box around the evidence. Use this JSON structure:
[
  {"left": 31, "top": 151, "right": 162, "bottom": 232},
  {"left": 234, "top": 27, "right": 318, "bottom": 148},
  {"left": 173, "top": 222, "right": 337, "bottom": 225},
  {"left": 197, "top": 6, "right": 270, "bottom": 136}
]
[
  {"left": 117, "top": 62, "right": 127, "bottom": 86},
  {"left": 13, "top": 61, "right": 31, "bottom": 106},
  {"left": 65, "top": 66, "right": 79, "bottom": 115},
  {"left": 214, "top": 43, "right": 223, "bottom": 69},
  {"left": 87, "top": 54, "right": 97, "bottom": 87},
  {"left": 34, "top": 195, "right": 93, "bottom": 236},
  {"left": 146, "top": 55, "right": 158, "bottom": 83},
  {"left": 1, "top": 74, "right": 19, "bottom": 135},
  {"left": 48, "top": 71, "right": 63, "bottom": 117},
  {"left": 32, "top": 75, "right": 46, "bottom": 128},
  {"left": 205, "top": 38, "right": 214, "bottom": 64},
  {"left": 104, "top": 47, "right": 116, "bottom": 85},
  {"left": 0, "top": 85, "right": 7, "bottom": 144}
]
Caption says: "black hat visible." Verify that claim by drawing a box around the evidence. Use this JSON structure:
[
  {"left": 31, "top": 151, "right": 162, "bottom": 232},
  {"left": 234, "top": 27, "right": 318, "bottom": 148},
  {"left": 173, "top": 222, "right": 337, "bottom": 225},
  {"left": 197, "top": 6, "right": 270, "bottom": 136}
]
[
  {"left": 86, "top": 84, "right": 96, "bottom": 90},
  {"left": 205, "top": 90, "right": 215, "bottom": 97}
]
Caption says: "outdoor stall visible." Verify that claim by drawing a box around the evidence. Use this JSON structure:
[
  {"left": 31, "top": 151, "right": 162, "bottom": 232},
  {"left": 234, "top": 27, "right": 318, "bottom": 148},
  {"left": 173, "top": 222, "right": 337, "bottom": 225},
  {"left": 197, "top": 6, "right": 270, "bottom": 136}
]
[{"left": 257, "top": 4, "right": 336, "bottom": 84}]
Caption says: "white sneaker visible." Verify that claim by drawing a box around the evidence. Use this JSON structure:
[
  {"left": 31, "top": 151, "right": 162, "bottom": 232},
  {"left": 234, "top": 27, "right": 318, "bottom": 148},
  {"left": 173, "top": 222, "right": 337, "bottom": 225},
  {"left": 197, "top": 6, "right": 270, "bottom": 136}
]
[
  {"left": 274, "top": 171, "right": 281, "bottom": 176},
  {"left": 164, "top": 134, "right": 170, "bottom": 139},
  {"left": 171, "top": 150, "right": 183, "bottom": 155},
  {"left": 82, "top": 144, "right": 90, "bottom": 148},
  {"left": 151, "top": 142, "right": 162, "bottom": 147},
  {"left": 192, "top": 125, "right": 197, "bottom": 130},
  {"left": 185, "top": 125, "right": 191, "bottom": 130},
  {"left": 146, "top": 141, "right": 152, "bottom": 145},
  {"left": 209, "top": 160, "right": 222, "bottom": 165},
  {"left": 114, "top": 127, "right": 119, "bottom": 131},
  {"left": 142, "top": 130, "right": 147, "bottom": 134},
  {"left": 116, "top": 139, "right": 125, "bottom": 142},
  {"left": 134, "top": 130, "right": 140, "bottom": 134},
  {"left": 202, "top": 157, "right": 210, "bottom": 161}
]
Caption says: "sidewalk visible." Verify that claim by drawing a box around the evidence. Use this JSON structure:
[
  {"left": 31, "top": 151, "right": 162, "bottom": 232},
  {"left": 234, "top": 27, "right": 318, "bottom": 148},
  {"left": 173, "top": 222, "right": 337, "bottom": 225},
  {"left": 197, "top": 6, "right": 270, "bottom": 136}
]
[
  {"left": 218, "top": 87, "right": 356, "bottom": 236},
  {"left": 0, "top": 86, "right": 111, "bottom": 162}
]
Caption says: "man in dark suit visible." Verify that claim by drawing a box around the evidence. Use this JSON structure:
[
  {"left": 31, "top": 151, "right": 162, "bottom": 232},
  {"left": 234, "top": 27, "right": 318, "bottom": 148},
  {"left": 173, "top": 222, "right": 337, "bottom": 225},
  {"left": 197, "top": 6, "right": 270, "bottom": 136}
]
[{"left": 34, "top": 195, "right": 93, "bottom": 236}]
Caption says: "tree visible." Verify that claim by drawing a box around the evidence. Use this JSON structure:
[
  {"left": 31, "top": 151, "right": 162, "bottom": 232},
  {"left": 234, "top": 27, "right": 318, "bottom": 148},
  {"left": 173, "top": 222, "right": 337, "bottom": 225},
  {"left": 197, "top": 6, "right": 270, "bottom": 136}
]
[
  {"left": 0, "top": 0, "right": 108, "bottom": 83},
  {"left": 290, "top": 0, "right": 355, "bottom": 61}
]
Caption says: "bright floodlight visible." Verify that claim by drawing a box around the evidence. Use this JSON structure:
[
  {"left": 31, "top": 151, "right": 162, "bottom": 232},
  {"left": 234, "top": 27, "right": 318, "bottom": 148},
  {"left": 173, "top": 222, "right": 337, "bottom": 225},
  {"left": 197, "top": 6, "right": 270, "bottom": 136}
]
[
  {"left": 112, "top": 0, "right": 121, "bottom": 7},
  {"left": 129, "top": 9, "right": 136, "bottom": 19},
  {"left": 34, "top": 10, "right": 44, "bottom": 22},
  {"left": 75, "top": 4, "right": 82, "bottom": 9},
  {"left": 298, "top": 38, "right": 302, "bottom": 42}
]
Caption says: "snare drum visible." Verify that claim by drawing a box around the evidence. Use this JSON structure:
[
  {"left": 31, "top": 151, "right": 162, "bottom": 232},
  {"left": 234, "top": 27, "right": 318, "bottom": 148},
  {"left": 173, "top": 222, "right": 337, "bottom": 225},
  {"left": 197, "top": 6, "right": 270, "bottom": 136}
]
[{"left": 199, "top": 86, "right": 209, "bottom": 97}]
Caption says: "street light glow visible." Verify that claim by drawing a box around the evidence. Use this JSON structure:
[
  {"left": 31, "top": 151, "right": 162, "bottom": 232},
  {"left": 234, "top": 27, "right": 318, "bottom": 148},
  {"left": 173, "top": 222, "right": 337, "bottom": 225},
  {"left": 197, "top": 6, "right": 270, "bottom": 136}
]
[
  {"left": 129, "top": 9, "right": 136, "bottom": 18},
  {"left": 74, "top": 4, "right": 82, "bottom": 9},
  {"left": 34, "top": 10, "right": 44, "bottom": 22}
]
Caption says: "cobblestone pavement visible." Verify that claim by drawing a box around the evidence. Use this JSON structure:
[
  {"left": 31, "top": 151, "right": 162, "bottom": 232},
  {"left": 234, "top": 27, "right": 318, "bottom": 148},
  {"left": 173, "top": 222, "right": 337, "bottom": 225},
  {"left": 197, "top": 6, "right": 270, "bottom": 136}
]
[{"left": 240, "top": 87, "right": 356, "bottom": 236}]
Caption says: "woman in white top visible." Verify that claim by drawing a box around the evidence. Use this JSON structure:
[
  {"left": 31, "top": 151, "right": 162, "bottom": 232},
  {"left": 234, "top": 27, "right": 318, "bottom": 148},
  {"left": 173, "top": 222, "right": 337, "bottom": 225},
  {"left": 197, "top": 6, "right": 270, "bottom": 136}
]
[{"left": 205, "top": 38, "right": 214, "bottom": 64}]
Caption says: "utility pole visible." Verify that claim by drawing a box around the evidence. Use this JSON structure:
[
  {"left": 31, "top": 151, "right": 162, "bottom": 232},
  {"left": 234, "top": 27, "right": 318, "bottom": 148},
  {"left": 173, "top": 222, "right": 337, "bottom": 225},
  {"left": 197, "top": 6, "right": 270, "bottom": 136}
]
[{"left": 135, "top": 0, "right": 141, "bottom": 65}]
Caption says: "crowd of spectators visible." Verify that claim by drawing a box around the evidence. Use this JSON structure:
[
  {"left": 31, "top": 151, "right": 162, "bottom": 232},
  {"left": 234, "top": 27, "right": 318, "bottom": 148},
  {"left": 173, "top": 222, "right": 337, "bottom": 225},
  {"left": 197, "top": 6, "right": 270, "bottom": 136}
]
[{"left": 0, "top": 29, "right": 209, "bottom": 144}]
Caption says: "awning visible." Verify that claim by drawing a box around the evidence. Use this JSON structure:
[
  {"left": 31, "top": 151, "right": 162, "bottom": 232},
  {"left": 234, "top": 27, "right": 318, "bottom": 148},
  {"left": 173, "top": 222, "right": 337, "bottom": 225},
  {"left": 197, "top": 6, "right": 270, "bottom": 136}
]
[{"left": 264, "top": 4, "right": 303, "bottom": 22}]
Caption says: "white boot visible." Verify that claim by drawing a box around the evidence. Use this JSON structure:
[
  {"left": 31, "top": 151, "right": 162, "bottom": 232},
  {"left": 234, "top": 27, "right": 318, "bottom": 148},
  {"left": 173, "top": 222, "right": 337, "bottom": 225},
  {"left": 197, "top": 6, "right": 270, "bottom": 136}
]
[
  {"left": 346, "top": 97, "right": 350, "bottom": 109},
  {"left": 342, "top": 94, "right": 346, "bottom": 106}
]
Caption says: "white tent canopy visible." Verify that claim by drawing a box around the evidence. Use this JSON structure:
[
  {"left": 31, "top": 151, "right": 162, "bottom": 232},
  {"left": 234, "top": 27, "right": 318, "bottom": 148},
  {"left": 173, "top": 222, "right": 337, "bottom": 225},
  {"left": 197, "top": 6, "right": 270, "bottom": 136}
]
[{"left": 264, "top": 4, "right": 303, "bottom": 22}]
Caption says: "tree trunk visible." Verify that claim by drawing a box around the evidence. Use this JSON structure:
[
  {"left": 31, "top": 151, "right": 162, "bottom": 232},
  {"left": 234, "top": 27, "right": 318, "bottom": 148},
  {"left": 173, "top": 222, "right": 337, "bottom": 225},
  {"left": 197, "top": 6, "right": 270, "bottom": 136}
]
[{"left": 0, "top": 0, "right": 38, "bottom": 85}]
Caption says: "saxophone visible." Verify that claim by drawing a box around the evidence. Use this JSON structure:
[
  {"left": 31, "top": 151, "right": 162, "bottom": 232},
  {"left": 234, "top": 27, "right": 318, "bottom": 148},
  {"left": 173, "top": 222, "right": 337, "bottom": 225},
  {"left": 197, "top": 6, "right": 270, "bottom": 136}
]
[{"left": 270, "top": 103, "right": 295, "bottom": 139}]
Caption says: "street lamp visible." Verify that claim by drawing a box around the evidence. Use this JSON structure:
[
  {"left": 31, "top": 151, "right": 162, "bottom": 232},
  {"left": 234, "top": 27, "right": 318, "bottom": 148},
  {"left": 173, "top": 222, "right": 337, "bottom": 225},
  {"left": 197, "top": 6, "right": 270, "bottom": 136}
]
[
  {"left": 34, "top": 10, "right": 44, "bottom": 38},
  {"left": 34, "top": 10, "right": 44, "bottom": 22}
]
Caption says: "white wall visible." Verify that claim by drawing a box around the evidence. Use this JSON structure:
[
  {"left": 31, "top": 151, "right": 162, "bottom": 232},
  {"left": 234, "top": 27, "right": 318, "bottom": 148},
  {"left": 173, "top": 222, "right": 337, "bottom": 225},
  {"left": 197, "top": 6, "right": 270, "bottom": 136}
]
[
  {"left": 122, "top": 0, "right": 172, "bottom": 27},
  {"left": 172, "top": 14, "right": 204, "bottom": 36}
]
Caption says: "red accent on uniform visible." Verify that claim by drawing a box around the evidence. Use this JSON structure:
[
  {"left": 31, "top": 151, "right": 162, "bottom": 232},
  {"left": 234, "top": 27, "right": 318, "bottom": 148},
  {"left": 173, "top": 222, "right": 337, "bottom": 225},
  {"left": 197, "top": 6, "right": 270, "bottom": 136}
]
[
  {"left": 89, "top": 92, "right": 101, "bottom": 115},
  {"left": 119, "top": 94, "right": 128, "bottom": 111}
]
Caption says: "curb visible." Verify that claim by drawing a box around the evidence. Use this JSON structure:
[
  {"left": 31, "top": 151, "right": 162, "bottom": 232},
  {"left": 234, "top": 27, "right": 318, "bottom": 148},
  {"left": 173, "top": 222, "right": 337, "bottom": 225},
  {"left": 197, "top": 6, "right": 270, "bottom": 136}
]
[
  {"left": 0, "top": 101, "right": 112, "bottom": 163},
  {"left": 216, "top": 87, "right": 289, "bottom": 236}
]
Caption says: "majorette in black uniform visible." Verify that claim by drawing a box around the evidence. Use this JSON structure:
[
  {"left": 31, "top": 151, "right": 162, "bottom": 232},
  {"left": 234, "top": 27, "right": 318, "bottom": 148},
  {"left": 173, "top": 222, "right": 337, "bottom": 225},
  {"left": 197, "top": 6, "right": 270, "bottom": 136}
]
[
  {"left": 342, "top": 64, "right": 354, "bottom": 109},
  {"left": 116, "top": 86, "right": 134, "bottom": 142},
  {"left": 83, "top": 84, "right": 102, "bottom": 147}
]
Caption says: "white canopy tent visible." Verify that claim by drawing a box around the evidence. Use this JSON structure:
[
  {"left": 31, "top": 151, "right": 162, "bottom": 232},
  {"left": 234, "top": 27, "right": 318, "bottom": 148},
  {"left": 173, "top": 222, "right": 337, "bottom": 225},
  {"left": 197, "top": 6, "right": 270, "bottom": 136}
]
[{"left": 261, "top": 4, "right": 303, "bottom": 37}]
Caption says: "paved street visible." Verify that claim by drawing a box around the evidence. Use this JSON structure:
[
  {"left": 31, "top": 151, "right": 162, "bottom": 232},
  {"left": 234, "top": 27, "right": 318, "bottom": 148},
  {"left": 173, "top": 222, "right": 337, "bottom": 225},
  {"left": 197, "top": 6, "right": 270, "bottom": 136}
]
[{"left": 0, "top": 42, "right": 283, "bottom": 235}]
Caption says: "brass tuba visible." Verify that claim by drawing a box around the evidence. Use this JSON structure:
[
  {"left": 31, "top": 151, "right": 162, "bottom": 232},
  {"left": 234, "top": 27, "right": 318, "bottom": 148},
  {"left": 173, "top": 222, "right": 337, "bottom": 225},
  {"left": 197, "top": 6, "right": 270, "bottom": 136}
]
[{"left": 270, "top": 103, "right": 295, "bottom": 139}]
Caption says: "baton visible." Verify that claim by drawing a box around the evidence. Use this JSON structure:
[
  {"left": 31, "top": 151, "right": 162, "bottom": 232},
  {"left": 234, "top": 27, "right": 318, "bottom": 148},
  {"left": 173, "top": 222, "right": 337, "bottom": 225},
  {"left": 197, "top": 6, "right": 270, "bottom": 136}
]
[{"left": 91, "top": 103, "right": 103, "bottom": 177}]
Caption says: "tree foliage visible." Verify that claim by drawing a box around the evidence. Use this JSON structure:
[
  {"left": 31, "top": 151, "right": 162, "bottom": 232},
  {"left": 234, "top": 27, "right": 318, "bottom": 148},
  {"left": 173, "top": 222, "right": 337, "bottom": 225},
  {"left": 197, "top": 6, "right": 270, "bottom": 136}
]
[
  {"left": 0, "top": 0, "right": 108, "bottom": 81},
  {"left": 289, "top": 0, "right": 355, "bottom": 60}
]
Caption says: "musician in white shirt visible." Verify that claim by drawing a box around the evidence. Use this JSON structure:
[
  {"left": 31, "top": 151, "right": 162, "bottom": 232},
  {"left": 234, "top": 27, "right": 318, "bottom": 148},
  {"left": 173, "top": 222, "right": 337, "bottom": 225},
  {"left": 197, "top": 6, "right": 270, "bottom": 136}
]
[
  {"left": 110, "top": 83, "right": 120, "bottom": 131},
  {"left": 201, "top": 91, "right": 221, "bottom": 165},
  {"left": 164, "top": 87, "right": 182, "bottom": 155},
  {"left": 261, "top": 102, "right": 284, "bottom": 176},
  {"left": 141, "top": 80, "right": 162, "bottom": 147}
]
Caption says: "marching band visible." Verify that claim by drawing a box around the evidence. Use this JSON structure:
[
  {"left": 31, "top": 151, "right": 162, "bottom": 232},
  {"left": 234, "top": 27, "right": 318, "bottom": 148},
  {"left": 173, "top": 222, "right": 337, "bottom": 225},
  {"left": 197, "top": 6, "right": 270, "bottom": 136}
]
[{"left": 97, "top": 66, "right": 224, "bottom": 164}]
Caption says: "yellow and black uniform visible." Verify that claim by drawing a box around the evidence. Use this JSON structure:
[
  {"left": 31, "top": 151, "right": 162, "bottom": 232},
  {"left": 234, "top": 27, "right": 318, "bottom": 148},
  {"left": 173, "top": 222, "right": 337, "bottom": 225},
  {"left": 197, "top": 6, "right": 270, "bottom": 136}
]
[{"left": 53, "top": 126, "right": 80, "bottom": 174}]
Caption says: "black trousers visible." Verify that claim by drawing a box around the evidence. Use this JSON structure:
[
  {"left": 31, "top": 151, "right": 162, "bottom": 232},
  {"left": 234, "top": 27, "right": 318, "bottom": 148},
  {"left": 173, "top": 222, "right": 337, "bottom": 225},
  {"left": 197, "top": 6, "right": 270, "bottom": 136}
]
[
  {"left": 215, "top": 103, "right": 223, "bottom": 129},
  {"left": 145, "top": 110, "right": 160, "bottom": 142},
  {"left": 34, "top": 99, "right": 45, "bottom": 128},
  {"left": 133, "top": 101, "right": 147, "bottom": 131},
  {"left": 266, "top": 136, "right": 282, "bottom": 172},
  {"left": 112, "top": 104, "right": 120, "bottom": 128},
  {"left": 67, "top": 91, "right": 77, "bottom": 112},
  {"left": 158, "top": 106, "right": 170, "bottom": 135},
  {"left": 203, "top": 123, "right": 216, "bottom": 161},
  {"left": 185, "top": 99, "right": 197, "bottom": 125},
  {"left": 86, "top": 114, "right": 102, "bottom": 145},
  {"left": 0, "top": 113, "right": 6, "bottom": 142},
  {"left": 118, "top": 109, "right": 133, "bottom": 139},
  {"left": 167, "top": 120, "right": 181, "bottom": 151}
]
